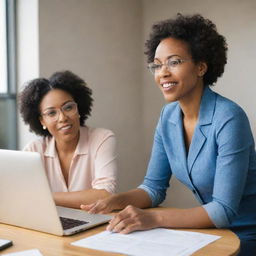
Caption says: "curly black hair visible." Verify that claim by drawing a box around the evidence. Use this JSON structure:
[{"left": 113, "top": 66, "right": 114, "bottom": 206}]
[
  {"left": 19, "top": 70, "right": 93, "bottom": 137},
  {"left": 145, "top": 13, "right": 228, "bottom": 85}
]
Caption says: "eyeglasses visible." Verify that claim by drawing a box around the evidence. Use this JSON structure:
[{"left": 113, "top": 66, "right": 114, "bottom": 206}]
[
  {"left": 147, "top": 57, "right": 190, "bottom": 75},
  {"left": 41, "top": 101, "right": 78, "bottom": 122}
]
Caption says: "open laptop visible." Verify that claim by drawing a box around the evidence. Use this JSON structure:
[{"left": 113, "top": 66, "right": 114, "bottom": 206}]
[{"left": 0, "top": 149, "right": 112, "bottom": 236}]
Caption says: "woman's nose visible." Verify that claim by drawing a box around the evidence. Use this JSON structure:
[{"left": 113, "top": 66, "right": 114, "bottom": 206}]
[
  {"left": 58, "top": 110, "right": 68, "bottom": 121},
  {"left": 158, "top": 64, "right": 171, "bottom": 77}
]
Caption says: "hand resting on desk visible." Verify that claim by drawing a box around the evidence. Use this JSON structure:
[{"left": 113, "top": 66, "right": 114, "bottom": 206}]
[
  {"left": 80, "top": 189, "right": 160, "bottom": 234},
  {"left": 80, "top": 189, "right": 214, "bottom": 234},
  {"left": 82, "top": 200, "right": 159, "bottom": 234}
]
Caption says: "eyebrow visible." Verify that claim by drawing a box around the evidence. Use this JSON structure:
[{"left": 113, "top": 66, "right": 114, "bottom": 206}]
[
  {"left": 42, "top": 100, "right": 74, "bottom": 111},
  {"left": 154, "top": 54, "right": 181, "bottom": 62}
]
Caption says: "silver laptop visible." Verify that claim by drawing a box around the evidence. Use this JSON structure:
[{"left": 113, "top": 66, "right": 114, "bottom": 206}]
[{"left": 0, "top": 149, "right": 112, "bottom": 236}]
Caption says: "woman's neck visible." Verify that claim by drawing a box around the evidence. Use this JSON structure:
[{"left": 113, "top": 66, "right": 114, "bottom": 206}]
[
  {"left": 179, "top": 84, "right": 204, "bottom": 121},
  {"left": 55, "top": 132, "right": 80, "bottom": 155}
]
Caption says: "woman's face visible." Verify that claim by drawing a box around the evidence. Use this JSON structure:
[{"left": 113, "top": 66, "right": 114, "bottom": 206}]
[
  {"left": 39, "top": 89, "right": 80, "bottom": 144},
  {"left": 153, "top": 37, "right": 207, "bottom": 103}
]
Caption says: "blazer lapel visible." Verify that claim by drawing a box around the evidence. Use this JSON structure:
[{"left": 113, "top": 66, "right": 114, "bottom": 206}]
[
  {"left": 187, "top": 86, "right": 217, "bottom": 173},
  {"left": 169, "top": 104, "right": 192, "bottom": 185},
  {"left": 187, "top": 126, "right": 206, "bottom": 172}
]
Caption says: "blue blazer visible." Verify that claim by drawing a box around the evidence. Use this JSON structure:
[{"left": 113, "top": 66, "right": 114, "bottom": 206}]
[{"left": 139, "top": 86, "right": 256, "bottom": 240}]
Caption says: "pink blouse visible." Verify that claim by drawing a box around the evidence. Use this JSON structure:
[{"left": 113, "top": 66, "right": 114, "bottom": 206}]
[{"left": 24, "top": 126, "right": 117, "bottom": 193}]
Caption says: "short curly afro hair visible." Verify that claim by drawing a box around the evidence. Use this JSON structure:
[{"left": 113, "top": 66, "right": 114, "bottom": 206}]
[
  {"left": 19, "top": 70, "right": 93, "bottom": 137},
  {"left": 145, "top": 13, "right": 228, "bottom": 85}
]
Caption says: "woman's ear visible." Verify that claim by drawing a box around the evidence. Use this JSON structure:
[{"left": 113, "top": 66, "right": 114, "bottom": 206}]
[{"left": 198, "top": 62, "right": 208, "bottom": 77}]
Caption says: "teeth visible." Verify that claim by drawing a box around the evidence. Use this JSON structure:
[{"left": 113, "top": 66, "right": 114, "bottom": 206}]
[
  {"left": 162, "top": 82, "right": 177, "bottom": 88},
  {"left": 60, "top": 125, "right": 71, "bottom": 130}
]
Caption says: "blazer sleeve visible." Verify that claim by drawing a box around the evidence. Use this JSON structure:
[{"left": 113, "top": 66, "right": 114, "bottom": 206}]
[
  {"left": 138, "top": 108, "right": 172, "bottom": 207},
  {"left": 203, "top": 107, "right": 254, "bottom": 227}
]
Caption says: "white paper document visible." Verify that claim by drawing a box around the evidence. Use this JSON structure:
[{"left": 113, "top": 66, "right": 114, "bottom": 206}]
[
  {"left": 1, "top": 249, "right": 43, "bottom": 256},
  {"left": 71, "top": 228, "right": 221, "bottom": 256}
]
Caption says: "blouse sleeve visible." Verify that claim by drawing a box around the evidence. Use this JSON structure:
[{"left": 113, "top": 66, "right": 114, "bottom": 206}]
[
  {"left": 92, "top": 131, "right": 117, "bottom": 194},
  {"left": 22, "top": 139, "right": 46, "bottom": 167},
  {"left": 23, "top": 141, "right": 36, "bottom": 151}
]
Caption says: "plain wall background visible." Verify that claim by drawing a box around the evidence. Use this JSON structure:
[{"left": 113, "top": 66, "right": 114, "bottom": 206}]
[{"left": 17, "top": 0, "right": 256, "bottom": 208}]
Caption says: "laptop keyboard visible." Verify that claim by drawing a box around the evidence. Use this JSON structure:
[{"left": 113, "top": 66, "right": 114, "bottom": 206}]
[{"left": 60, "top": 217, "right": 88, "bottom": 230}]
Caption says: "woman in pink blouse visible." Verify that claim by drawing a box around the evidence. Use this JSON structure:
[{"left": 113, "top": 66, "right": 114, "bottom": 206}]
[{"left": 19, "top": 70, "right": 117, "bottom": 209}]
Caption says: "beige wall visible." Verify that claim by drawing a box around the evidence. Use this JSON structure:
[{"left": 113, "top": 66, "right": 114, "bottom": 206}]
[{"left": 18, "top": 0, "right": 256, "bottom": 207}]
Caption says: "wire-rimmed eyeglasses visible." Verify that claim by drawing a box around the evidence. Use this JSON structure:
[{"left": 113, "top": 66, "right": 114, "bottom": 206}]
[{"left": 147, "top": 57, "right": 190, "bottom": 75}]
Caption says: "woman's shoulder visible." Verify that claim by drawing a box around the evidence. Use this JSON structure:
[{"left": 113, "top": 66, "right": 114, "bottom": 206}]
[
  {"left": 81, "top": 126, "right": 115, "bottom": 143},
  {"left": 161, "top": 101, "right": 179, "bottom": 114},
  {"left": 215, "top": 93, "right": 247, "bottom": 119},
  {"left": 23, "top": 136, "right": 49, "bottom": 153},
  {"left": 209, "top": 92, "right": 254, "bottom": 139},
  {"left": 163, "top": 101, "right": 179, "bottom": 111},
  {"left": 79, "top": 126, "right": 116, "bottom": 154},
  {"left": 159, "top": 101, "right": 180, "bottom": 121}
]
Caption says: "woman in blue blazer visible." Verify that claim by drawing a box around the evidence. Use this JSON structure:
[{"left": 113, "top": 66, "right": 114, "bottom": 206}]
[{"left": 82, "top": 14, "right": 256, "bottom": 255}]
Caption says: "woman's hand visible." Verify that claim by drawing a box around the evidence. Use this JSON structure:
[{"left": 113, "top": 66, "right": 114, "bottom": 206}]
[
  {"left": 81, "top": 189, "right": 152, "bottom": 214},
  {"left": 80, "top": 194, "right": 123, "bottom": 214},
  {"left": 106, "top": 205, "right": 160, "bottom": 234},
  {"left": 53, "top": 189, "right": 111, "bottom": 209}
]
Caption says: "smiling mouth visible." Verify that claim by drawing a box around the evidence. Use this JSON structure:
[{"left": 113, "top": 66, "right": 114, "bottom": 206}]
[
  {"left": 59, "top": 125, "right": 72, "bottom": 131},
  {"left": 161, "top": 82, "right": 178, "bottom": 89}
]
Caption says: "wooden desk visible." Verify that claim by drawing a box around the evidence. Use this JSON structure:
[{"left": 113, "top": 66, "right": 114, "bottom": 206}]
[{"left": 0, "top": 223, "right": 240, "bottom": 256}]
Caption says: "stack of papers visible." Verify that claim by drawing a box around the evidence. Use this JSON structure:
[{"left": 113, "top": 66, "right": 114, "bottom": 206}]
[
  {"left": 1, "top": 249, "right": 43, "bottom": 256},
  {"left": 71, "top": 228, "right": 221, "bottom": 256}
]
